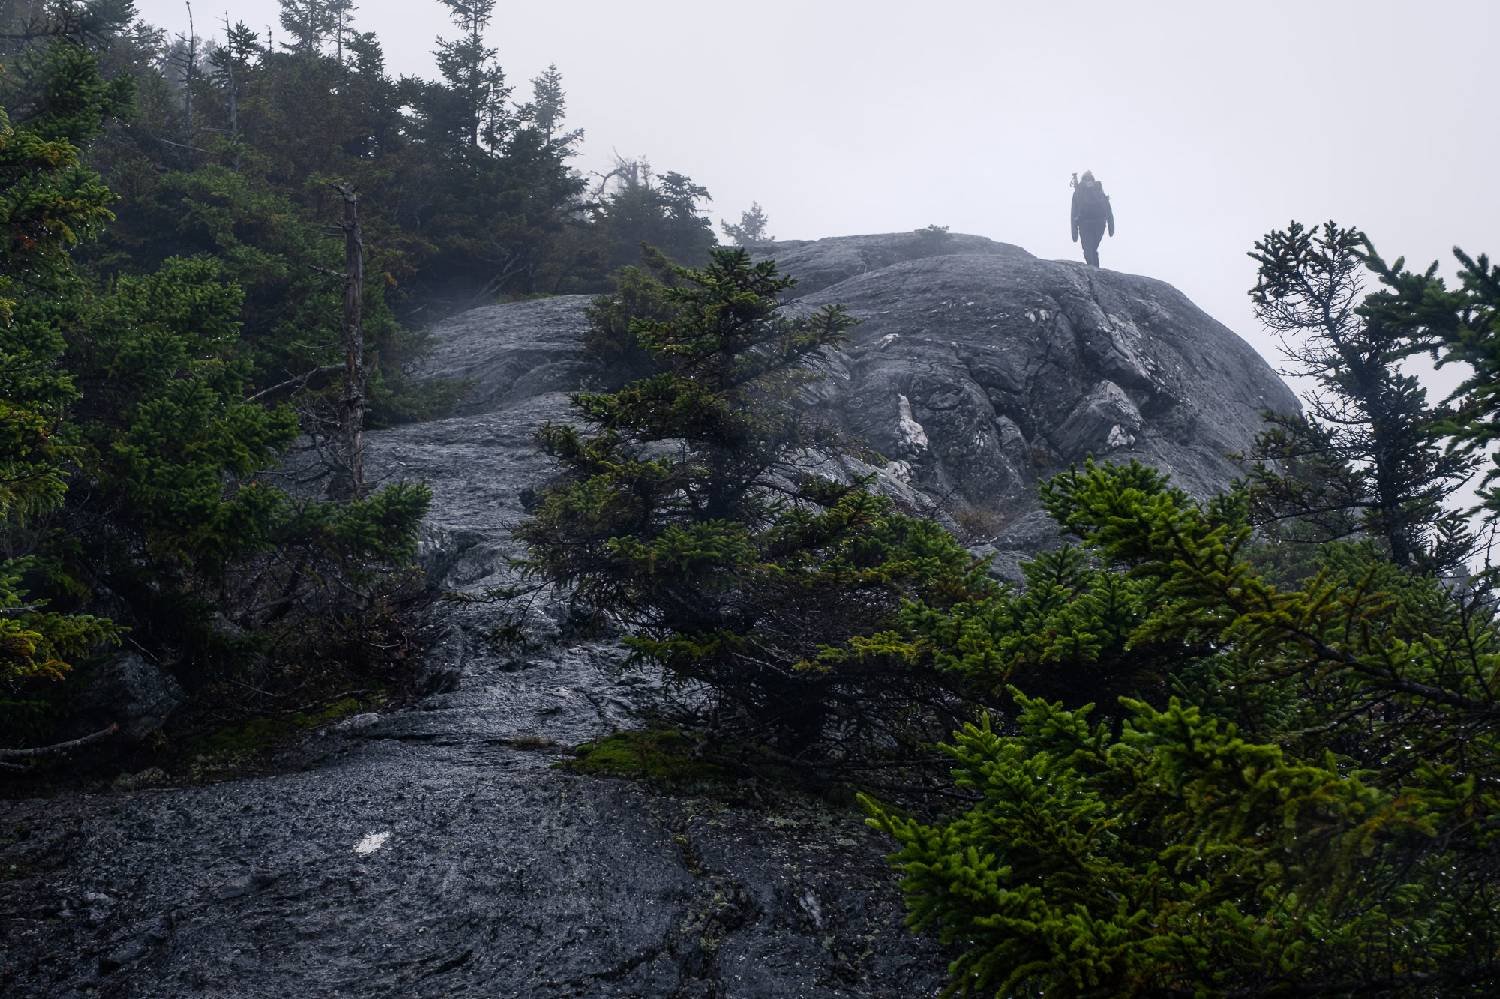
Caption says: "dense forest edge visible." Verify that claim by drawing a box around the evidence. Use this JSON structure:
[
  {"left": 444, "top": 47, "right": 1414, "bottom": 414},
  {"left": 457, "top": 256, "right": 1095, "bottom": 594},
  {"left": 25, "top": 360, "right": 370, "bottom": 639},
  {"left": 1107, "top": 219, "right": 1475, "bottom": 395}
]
[
  {"left": 0, "top": 0, "right": 732, "bottom": 764},
  {"left": 5, "top": 2, "right": 1500, "bottom": 995}
]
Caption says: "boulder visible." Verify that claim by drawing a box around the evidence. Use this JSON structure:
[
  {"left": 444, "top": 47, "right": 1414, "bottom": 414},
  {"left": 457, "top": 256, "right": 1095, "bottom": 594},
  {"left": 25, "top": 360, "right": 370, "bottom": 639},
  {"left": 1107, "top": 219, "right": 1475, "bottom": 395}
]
[{"left": 71, "top": 652, "right": 185, "bottom": 740}]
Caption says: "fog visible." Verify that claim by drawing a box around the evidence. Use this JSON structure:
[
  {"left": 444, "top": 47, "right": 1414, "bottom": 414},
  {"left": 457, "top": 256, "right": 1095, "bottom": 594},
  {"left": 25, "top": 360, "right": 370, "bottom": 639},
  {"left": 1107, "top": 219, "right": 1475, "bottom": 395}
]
[{"left": 132, "top": 0, "right": 1499, "bottom": 371}]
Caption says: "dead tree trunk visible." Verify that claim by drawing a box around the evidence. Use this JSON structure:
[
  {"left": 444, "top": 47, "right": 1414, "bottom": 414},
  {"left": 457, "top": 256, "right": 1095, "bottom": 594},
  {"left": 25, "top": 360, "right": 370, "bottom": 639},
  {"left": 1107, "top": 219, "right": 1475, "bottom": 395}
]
[
  {"left": 332, "top": 183, "right": 366, "bottom": 499},
  {"left": 220, "top": 13, "right": 239, "bottom": 171},
  {"left": 181, "top": 2, "right": 198, "bottom": 150}
]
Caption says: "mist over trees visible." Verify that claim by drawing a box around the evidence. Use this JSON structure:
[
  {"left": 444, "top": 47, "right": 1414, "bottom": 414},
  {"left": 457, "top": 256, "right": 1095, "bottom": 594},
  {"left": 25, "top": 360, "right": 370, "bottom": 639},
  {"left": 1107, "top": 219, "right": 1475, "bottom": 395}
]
[
  {"left": 6, "top": 3, "right": 1500, "bottom": 995},
  {"left": 0, "top": 0, "right": 734, "bottom": 750}
]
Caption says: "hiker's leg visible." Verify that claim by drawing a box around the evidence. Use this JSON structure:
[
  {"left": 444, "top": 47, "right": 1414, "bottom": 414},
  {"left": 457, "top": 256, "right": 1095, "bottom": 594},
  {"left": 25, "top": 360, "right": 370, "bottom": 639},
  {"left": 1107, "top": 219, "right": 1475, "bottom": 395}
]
[{"left": 1081, "top": 222, "right": 1104, "bottom": 267}]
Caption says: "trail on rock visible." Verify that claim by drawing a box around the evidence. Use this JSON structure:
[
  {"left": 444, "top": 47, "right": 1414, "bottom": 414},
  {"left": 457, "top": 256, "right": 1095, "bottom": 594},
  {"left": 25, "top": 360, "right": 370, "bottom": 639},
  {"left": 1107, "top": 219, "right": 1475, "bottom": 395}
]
[
  {"left": 0, "top": 362, "right": 938, "bottom": 998},
  {"left": 2, "top": 235, "right": 1297, "bottom": 998}
]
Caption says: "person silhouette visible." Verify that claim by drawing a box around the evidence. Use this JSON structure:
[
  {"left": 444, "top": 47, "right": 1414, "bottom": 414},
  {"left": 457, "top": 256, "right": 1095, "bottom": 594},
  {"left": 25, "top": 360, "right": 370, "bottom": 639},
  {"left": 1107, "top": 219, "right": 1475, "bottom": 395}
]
[{"left": 1070, "top": 171, "right": 1115, "bottom": 267}]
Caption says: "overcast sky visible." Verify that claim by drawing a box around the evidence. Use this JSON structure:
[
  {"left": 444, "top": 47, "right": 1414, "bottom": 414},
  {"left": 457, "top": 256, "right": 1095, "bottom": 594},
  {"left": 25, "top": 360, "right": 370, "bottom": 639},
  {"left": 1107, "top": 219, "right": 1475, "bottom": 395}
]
[{"left": 131, "top": 0, "right": 1498, "bottom": 371}]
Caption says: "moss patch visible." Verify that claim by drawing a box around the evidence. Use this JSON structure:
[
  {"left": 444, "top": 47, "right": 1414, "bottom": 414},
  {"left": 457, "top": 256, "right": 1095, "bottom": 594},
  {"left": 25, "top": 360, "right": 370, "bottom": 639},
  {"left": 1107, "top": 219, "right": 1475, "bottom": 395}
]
[
  {"left": 187, "top": 696, "right": 368, "bottom": 770},
  {"left": 562, "top": 727, "right": 893, "bottom": 814},
  {"left": 562, "top": 728, "right": 730, "bottom": 785}
]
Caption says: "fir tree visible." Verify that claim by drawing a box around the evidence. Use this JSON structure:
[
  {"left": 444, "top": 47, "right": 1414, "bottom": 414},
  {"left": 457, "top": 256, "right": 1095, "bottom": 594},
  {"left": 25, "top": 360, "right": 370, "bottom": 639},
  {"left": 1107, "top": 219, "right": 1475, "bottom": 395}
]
[
  {"left": 721, "top": 201, "right": 773, "bottom": 249},
  {"left": 1359, "top": 244, "right": 1500, "bottom": 525},
  {"left": 520, "top": 249, "right": 986, "bottom": 753},
  {"left": 1, "top": 16, "right": 433, "bottom": 749},
  {"left": 1245, "top": 221, "right": 1474, "bottom": 572},
  {"left": 0, "top": 41, "right": 123, "bottom": 697},
  {"left": 866, "top": 459, "right": 1500, "bottom": 995}
]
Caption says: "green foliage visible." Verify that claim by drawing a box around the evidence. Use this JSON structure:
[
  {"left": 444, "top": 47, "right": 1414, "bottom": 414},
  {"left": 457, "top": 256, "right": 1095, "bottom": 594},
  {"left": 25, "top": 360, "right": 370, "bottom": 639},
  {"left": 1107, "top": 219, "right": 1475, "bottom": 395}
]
[
  {"left": 90, "top": 161, "right": 437, "bottom": 416},
  {"left": 1245, "top": 221, "right": 1474, "bottom": 572},
  {"left": 866, "top": 459, "right": 1500, "bottom": 995},
  {"left": 0, "top": 21, "right": 432, "bottom": 749},
  {"left": 67, "top": 258, "right": 298, "bottom": 566},
  {"left": 843, "top": 545, "right": 1171, "bottom": 706},
  {"left": 48, "top": 247, "right": 432, "bottom": 683},
  {"left": 278, "top": 1, "right": 336, "bottom": 54},
  {"left": 279, "top": 481, "right": 433, "bottom": 569},
  {"left": 185, "top": 693, "right": 370, "bottom": 776},
  {"left": 1359, "top": 242, "right": 1500, "bottom": 523},
  {"left": 912, "top": 224, "right": 951, "bottom": 251},
  {"left": 580, "top": 245, "right": 679, "bottom": 384},
  {"left": 865, "top": 692, "right": 1460, "bottom": 997},
  {"left": 30, "top": 0, "right": 727, "bottom": 313},
  {"left": 431, "top": 0, "right": 509, "bottom": 150},
  {"left": 720, "top": 201, "right": 773, "bottom": 249},
  {"left": 588, "top": 159, "right": 717, "bottom": 276},
  {"left": 522, "top": 249, "right": 985, "bottom": 753},
  {"left": 0, "top": 42, "right": 124, "bottom": 693}
]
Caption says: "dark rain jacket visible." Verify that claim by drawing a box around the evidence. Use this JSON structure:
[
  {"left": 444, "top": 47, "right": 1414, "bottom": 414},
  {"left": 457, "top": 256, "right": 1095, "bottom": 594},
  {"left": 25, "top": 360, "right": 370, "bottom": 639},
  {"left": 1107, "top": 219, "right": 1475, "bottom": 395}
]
[{"left": 1071, "top": 182, "right": 1115, "bottom": 240}]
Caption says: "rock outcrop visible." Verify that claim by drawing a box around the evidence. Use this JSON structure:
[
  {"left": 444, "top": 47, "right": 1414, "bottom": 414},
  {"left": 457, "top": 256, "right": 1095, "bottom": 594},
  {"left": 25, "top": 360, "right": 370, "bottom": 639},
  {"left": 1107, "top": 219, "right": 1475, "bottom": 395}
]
[
  {"left": 0, "top": 235, "right": 1297, "bottom": 998},
  {"left": 767, "top": 232, "right": 1299, "bottom": 570},
  {"left": 424, "top": 231, "right": 1298, "bottom": 570}
]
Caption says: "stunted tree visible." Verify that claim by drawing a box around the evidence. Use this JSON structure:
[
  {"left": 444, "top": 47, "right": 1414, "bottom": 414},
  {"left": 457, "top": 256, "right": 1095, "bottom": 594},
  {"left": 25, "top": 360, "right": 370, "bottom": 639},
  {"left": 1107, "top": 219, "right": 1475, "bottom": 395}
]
[
  {"left": 721, "top": 201, "right": 773, "bottom": 249},
  {"left": 1245, "top": 221, "right": 1474, "bottom": 572},
  {"left": 520, "top": 249, "right": 984, "bottom": 753},
  {"left": 592, "top": 157, "right": 716, "bottom": 271}
]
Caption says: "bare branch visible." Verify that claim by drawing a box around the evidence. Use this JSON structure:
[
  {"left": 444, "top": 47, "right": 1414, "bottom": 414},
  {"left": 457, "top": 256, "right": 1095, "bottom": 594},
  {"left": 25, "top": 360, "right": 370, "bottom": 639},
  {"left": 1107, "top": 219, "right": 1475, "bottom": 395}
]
[{"left": 0, "top": 724, "right": 120, "bottom": 761}]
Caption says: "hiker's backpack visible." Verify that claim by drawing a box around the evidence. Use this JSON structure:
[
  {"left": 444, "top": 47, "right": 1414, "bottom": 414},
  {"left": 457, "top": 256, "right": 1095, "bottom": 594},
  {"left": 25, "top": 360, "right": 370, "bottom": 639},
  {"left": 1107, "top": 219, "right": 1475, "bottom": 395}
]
[{"left": 1075, "top": 181, "right": 1110, "bottom": 220}]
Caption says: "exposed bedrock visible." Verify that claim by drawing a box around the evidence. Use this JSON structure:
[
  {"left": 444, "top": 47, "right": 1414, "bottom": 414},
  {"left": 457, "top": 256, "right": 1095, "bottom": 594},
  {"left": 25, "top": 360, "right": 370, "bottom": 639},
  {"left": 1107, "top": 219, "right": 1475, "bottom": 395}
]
[
  {"left": 0, "top": 234, "right": 1296, "bottom": 998},
  {"left": 780, "top": 236, "right": 1297, "bottom": 520},
  {"left": 427, "top": 231, "right": 1298, "bottom": 564}
]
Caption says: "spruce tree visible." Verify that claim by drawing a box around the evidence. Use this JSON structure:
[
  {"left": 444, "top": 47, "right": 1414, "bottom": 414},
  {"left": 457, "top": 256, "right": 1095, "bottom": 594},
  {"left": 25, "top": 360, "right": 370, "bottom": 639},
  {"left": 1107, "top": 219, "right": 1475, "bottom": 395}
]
[
  {"left": 1245, "top": 221, "right": 1473, "bottom": 572},
  {"left": 721, "top": 202, "right": 773, "bottom": 249},
  {"left": 592, "top": 159, "right": 717, "bottom": 272},
  {"left": 0, "top": 42, "right": 123, "bottom": 697},
  {"left": 523, "top": 63, "right": 570, "bottom": 146},
  {"left": 520, "top": 249, "right": 985, "bottom": 753},
  {"left": 433, "top": 0, "right": 508, "bottom": 150},
  {"left": 865, "top": 460, "right": 1500, "bottom": 995},
  {"left": 278, "top": 0, "right": 335, "bottom": 54}
]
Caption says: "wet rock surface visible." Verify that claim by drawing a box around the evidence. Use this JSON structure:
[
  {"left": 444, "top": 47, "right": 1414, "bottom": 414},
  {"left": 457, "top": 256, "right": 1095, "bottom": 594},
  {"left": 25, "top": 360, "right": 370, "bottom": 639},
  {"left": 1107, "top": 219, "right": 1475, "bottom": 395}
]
[
  {"left": 0, "top": 234, "right": 1295, "bottom": 997},
  {"left": 768, "top": 235, "right": 1299, "bottom": 565},
  {"left": 0, "top": 391, "right": 939, "bottom": 999}
]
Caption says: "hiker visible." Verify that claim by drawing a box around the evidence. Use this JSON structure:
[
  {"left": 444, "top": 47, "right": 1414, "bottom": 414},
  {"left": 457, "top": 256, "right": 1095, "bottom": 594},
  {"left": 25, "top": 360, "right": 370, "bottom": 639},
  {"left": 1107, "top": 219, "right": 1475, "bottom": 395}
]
[{"left": 1070, "top": 170, "right": 1115, "bottom": 267}]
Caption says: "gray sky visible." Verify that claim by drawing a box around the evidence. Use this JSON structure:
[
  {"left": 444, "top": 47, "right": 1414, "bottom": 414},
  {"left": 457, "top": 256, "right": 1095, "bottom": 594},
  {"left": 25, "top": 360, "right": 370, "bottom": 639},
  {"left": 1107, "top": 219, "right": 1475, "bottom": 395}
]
[{"left": 132, "top": 0, "right": 1499, "bottom": 371}]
